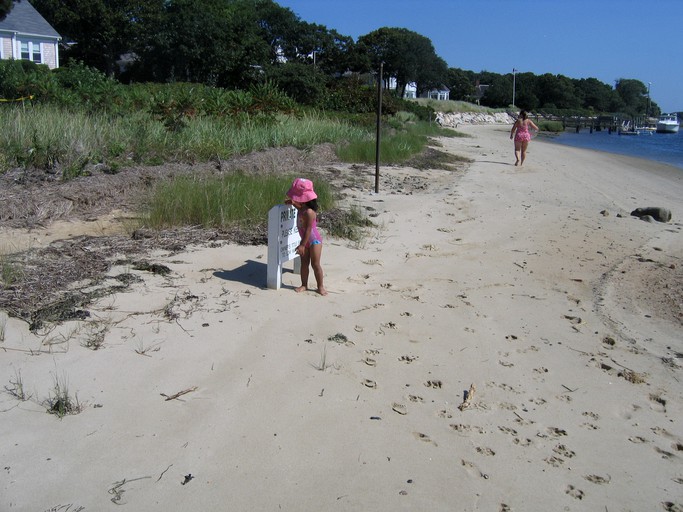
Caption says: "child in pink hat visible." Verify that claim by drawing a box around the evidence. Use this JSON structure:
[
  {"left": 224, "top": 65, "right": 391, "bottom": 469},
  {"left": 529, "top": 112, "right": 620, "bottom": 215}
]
[{"left": 285, "top": 178, "right": 327, "bottom": 295}]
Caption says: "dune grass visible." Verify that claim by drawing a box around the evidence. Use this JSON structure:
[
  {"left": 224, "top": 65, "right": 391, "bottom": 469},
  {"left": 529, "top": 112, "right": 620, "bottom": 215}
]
[
  {"left": 336, "top": 117, "right": 464, "bottom": 164},
  {"left": 144, "top": 172, "right": 334, "bottom": 230},
  {"left": 0, "top": 105, "right": 367, "bottom": 177}
]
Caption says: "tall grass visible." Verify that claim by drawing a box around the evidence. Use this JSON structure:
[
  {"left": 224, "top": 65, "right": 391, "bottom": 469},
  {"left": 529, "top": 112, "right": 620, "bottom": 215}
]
[
  {"left": 336, "top": 118, "right": 461, "bottom": 164},
  {"left": 145, "top": 173, "right": 334, "bottom": 229},
  {"left": 0, "top": 105, "right": 367, "bottom": 177}
]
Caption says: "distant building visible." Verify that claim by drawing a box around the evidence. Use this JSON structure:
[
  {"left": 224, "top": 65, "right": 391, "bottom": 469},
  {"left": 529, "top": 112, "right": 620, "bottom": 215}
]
[
  {"left": 0, "top": 0, "right": 61, "bottom": 69},
  {"left": 401, "top": 82, "right": 450, "bottom": 101}
]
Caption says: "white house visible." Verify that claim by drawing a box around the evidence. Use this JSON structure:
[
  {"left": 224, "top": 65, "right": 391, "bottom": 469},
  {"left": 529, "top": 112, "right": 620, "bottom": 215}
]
[
  {"left": 0, "top": 0, "right": 61, "bottom": 69},
  {"left": 403, "top": 82, "right": 449, "bottom": 101}
]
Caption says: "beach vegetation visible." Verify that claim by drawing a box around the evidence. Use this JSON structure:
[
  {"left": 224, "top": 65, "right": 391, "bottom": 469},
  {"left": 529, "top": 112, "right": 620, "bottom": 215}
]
[
  {"left": 336, "top": 116, "right": 462, "bottom": 165},
  {"left": 311, "top": 344, "right": 335, "bottom": 371},
  {"left": 143, "top": 173, "right": 333, "bottom": 230},
  {"left": 0, "top": 314, "right": 6, "bottom": 342},
  {"left": 322, "top": 204, "right": 374, "bottom": 242},
  {"left": 5, "top": 369, "right": 30, "bottom": 401},
  {"left": 44, "top": 371, "right": 82, "bottom": 418},
  {"left": 535, "top": 120, "right": 564, "bottom": 132},
  {"left": 0, "top": 255, "right": 23, "bottom": 288},
  {"left": 80, "top": 321, "right": 110, "bottom": 351}
]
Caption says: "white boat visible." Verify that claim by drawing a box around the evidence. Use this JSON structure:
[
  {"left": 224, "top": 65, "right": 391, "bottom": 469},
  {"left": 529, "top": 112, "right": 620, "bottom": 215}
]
[{"left": 656, "top": 113, "right": 679, "bottom": 133}]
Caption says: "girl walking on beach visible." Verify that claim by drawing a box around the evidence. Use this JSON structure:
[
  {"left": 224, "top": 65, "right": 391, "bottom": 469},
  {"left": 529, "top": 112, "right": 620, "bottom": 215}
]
[
  {"left": 510, "top": 110, "right": 539, "bottom": 166},
  {"left": 285, "top": 178, "right": 327, "bottom": 296}
]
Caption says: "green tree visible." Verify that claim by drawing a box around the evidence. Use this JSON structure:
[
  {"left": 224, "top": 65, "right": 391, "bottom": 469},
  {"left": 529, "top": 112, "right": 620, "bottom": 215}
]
[
  {"left": 536, "top": 74, "right": 581, "bottom": 110},
  {"left": 268, "top": 62, "right": 327, "bottom": 105},
  {"left": 575, "top": 77, "right": 613, "bottom": 112},
  {"left": 0, "top": 0, "right": 13, "bottom": 21},
  {"left": 446, "top": 68, "right": 475, "bottom": 101},
  {"left": 357, "top": 27, "right": 446, "bottom": 98},
  {"left": 614, "top": 78, "right": 648, "bottom": 116},
  {"left": 31, "top": 0, "right": 164, "bottom": 76}
]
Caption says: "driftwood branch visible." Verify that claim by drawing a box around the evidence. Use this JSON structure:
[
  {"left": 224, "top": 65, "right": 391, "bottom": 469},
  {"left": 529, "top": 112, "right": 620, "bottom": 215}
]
[{"left": 160, "top": 386, "right": 197, "bottom": 401}]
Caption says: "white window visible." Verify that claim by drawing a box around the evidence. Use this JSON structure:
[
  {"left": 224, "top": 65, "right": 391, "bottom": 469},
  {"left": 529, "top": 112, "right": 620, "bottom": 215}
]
[{"left": 19, "top": 40, "right": 42, "bottom": 64}]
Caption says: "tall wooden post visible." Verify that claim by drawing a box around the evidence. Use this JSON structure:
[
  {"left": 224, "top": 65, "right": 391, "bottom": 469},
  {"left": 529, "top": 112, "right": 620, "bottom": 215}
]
[{"left": 375, "top": 62, "right": 383, "bottom": 194}]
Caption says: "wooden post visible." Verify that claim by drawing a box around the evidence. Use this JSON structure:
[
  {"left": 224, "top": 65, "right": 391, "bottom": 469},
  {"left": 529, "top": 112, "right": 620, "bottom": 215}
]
[{"left": 375, "top": 61, "right": 383, "bottom": 194}]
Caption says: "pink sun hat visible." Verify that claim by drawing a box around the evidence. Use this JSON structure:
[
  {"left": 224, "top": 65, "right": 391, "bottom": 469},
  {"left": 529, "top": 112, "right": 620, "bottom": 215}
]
[{"left": 286, "top": 178, "right": 317, "bottom": 203}]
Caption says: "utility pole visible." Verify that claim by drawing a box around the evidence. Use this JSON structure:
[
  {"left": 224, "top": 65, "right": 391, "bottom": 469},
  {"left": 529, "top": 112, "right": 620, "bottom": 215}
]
[
  {"left": 512, "top": 68, "right": 517, "bottom": 108},
  {"left": 647, "top": 82, "right": 652, "bottom": 117}
]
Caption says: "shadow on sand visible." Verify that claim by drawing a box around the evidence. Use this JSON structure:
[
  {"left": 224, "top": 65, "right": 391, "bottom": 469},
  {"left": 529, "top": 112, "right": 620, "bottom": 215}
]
[{"left": 213, "top": 260, "right": 268, "bottom": 288}]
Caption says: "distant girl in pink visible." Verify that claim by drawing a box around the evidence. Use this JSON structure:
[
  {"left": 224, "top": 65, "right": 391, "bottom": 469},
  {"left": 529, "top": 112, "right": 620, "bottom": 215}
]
[
  {"left": 510, "top": 110, "right": 539, "bottom": 166},
  {"left": 285, "top": 178, "right": 327, "bottom": 296}
]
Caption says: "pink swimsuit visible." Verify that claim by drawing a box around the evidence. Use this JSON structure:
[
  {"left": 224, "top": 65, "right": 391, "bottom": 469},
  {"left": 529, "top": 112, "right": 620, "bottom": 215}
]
[
  {"left": 297, "top": 210, "right": 322, "bottom": 246},
  {"left": 514, "top": 121, "right": 531, "bottom": 142}
]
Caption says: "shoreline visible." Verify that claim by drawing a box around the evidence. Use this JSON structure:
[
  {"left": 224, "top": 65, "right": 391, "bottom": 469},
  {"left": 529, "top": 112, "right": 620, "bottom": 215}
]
[
  {"left": 546, "top": 129, "right": 683, "bottom": 171},
  {"left": 1, "top": 125, "right": 682, "bottom": 511}
]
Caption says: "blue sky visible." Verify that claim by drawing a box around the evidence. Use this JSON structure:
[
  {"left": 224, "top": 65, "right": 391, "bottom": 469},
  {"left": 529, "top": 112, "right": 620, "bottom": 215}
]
[{"left": 276, "top": 0, "right": 682, "bottom": 113}]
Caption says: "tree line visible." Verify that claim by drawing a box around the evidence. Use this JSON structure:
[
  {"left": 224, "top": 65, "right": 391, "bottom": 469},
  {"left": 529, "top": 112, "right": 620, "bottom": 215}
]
[{"left": 4, "top": 0, "right": 658, "bottom": 117}]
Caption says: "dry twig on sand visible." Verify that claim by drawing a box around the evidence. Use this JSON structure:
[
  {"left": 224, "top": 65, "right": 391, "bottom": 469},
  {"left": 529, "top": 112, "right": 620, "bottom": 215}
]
[{"left": 160, "top": 386, "right": 198, "bottom": 401}]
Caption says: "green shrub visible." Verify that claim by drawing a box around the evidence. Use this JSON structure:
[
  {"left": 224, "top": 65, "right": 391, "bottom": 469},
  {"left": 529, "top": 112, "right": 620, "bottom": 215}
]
[
  {"left": 0, "top": 59, "right": 54, "bottom": 101},
  {"left": 536, "top": 120, "right": 564, "bottom": 132}
]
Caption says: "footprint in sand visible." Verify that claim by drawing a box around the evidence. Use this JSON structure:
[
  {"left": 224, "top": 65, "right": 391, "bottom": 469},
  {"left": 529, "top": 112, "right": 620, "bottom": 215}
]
[
  {"left": 514, "top": 437, "right": 533, "bottom": 447},
  {"left": 584, "top": 474, "right": 611, "bottom": 485},
  {"left": 362, "top": 357, "right": 377, "bottom": 367},
  {"left": 437, "top": 409, "right": 453, "bottom": 418},
  {"left": 565, "top": 485, "right": 584, "bottom": 500},
  {"left": 649, "top": 394, "right": 667, "bottom": 412},
  {"left": 654, "top": 446, "right": 676, "bottom": 459},
  {"left": 547, "top": 427, "right": 568, "bottom": 437},
  {"left": 553, "top": 444, "right": 576, "bottom": 458},
  {"left": 450, "top": 424, "right": 486, "bottom": 435},
  {"left": 544, "top": 456, "right": 565, "bottom": 467},
  {"left": 362, "top": 379, "right": 377, "bottom": 389},
  {"left": 399, "top": 355, "right": 418, "bottom": 363},
  {"left": 476, "top": 446, "right": 496, "bottom": 456},
  {"left": 424, "top": 380, "right": 443, "bottom": 389},
  {"left": 498, "top": 426, "right": 518, "bottom": 436},
  {"left": 413, "top": 432, "right": 437, "bottom": 446},
  {"left": 628, "top": 436, "right": 648, "bottom": 444},
  {"left": 364, "top": 348, "right": 379, "bottom": 356},
  {"left": 582, "top": 411, "right": 600, "bottom": 421},
  {"left": 392, "top": 402, "right": 407, "bottom": 415},
  {"left": 461, "top": 459, "right": 488, "bottom": 479},
  {"left": 407, "top": 395, "right": 424, "bottom": 403},
  {"left": 580, "top": 422, "right": 599, "bottom": 430}
]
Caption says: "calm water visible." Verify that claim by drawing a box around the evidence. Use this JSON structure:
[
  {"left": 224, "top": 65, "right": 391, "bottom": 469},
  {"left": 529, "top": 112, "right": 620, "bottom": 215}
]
[{"left": 546, "top": 128, "right": 683, "bottom": 169}]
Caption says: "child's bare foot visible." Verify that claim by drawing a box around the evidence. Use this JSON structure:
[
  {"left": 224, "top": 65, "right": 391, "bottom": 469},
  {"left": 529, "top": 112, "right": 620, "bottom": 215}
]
[
  {"left": 317, "top": 287, "right": 328, "bottom": 296},
  {"left": 294, "top": 285, "right": 307, "bottom": 293}
]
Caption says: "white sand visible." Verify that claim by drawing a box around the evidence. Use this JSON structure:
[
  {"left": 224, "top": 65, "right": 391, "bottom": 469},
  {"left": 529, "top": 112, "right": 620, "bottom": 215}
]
[{"left": 1, "top": 125, "right": 682, "bottom": 511}]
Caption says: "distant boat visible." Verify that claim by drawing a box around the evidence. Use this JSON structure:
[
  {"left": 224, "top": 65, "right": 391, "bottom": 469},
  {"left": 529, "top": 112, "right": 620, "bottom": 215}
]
[
  {"left": 656, "top": 113, "right": 679, "bottom": 133},
  {"left": 618, "top": 120, "right": 654, "bottom": 135}
]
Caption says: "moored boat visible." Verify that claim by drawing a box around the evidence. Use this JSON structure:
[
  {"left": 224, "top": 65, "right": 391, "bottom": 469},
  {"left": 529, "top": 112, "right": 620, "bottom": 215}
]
[{"left": 656, "top": 113, "right": 679, "bottom": 133}]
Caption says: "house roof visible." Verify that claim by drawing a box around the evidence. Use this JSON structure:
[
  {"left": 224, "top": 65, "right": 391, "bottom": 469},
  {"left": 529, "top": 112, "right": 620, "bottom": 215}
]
[{"left": 0, "top": 0, "right": 60, "bottom": 39}]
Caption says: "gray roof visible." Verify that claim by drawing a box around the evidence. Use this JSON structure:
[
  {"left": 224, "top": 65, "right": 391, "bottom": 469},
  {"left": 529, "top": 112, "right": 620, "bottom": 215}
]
[{"left": 0, "top": 0, "right": 60, "bottom": 39}]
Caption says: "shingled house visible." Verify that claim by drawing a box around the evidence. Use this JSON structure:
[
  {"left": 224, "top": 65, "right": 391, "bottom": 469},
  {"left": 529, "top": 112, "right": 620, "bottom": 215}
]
[{"left": 0, "top": 0, "right": 61, "bottom": 69}]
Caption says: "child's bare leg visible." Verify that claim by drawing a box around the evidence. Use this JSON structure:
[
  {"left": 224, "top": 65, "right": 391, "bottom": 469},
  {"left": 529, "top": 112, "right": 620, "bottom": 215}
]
[
  {"left": 296, "top": 251, "right": 310, "bottom": 293},
  {"left": 309, "top": 244, "right": 327, "bottom": 296},
  {"left": 520, "top": 140, "right": 529, "bottom": 165},
  {"left": 514, "top": 140, "right": 521, "bottom": 165}
]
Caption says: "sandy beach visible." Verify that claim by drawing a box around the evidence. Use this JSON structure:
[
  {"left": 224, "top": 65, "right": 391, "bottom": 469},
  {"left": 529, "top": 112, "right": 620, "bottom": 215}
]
[{"left": 1, "top": 124, "right": 682, "bottom": 511}]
